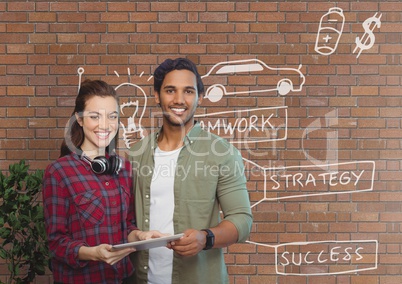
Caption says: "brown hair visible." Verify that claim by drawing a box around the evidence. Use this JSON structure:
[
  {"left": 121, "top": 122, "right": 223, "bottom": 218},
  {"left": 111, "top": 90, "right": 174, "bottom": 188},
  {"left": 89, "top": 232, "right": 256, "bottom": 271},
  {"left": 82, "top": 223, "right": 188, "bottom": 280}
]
[
  {"left": 60, "top": 79, "right": 118, "bottom": 157},
  {"left": 153, "top": 57, "right": 204, "bottom": 96}
]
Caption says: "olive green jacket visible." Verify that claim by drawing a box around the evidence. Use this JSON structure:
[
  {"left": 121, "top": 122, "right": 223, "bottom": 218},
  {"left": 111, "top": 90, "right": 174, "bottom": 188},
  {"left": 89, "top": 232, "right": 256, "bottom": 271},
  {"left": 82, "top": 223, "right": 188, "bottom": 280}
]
[{"left": 129, "top": 123, "right": 253, "bottom": 284}]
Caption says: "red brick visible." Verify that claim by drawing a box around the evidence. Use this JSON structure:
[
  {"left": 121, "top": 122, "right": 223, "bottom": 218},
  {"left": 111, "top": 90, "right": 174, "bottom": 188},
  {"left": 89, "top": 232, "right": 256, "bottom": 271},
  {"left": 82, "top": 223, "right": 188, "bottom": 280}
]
[
  {"left": 151, "top": 3, "right": 179, "bottom": 12},
  {"left": 100, "top": 55, "right": 130, "bottom": 65},
  {"left": 129, "top": 12, "right": 157, "bottom": 22},
  {"left": 0, "top": 139, "right": 26, "bottom": 149},
  {"left": 28, "top": 139, "right": 58, "bottom": 149},
  {"left": 180, "top": 44, "right": 206, "bottom": 54},
  {"left": 78, "top": 45, "right": 107, "bottom": 54},
  {"left": 0, "top": 54, "right": 27, "bottom": 64},
  {"left": 100, "top": 34, "right": 129, "bottom": 44},
  {"left": 200, "top": 12, "right": 228, "bottom": 23},
  {"left": 0, "top": 12, "right": 27, "bottom": 22},
  {"left": 7, "top": 86, "right": 34, "bottom": 96},
  {"left": 250, "top": 23, "right": 278, "bottom": 33},
  {"left": 380, "top": 108, "right": 402, "bottom": 118},
  {"left": 7, "top": 150, "right": 35, "bottom": 161},
  {"left": 79, "top": 23, "right": 107, "bottom": 33},
  {"left": 78, "top": 2, "right": 107, "bottom": 12},
  {"left": 380, "top": 65, "right": 402, "bottom": 76},
  {"left": 279, "top": 2, "right": 307, "bottom": 11},
  {"left": 179, "top": 3, "right": 206, "bottom": 12},
  {"left": 49, "top": 44, "right": 78, "bottom": 54},
  {"left": 101, "top": 13, "right": 129, "bottom": 22},
  {"left": 151, "top": 23, "right": 179, "bottom": 33},
  {"left": 150, "top": 44, "right": 178, "bottom": 54},
  {"left": 180, "top": 23, "right": 206, "bottom": 33},
  {"left": 108, "top": 3, "right": 136, "bottom": 12},
  {"left": 29, "top": 34, "right": 57, "bottom": 44},
  {"left": 7, "top": 2, "right": 35, "bottom": 11},
  {"left": 159, "top": 12, "right": 186, "bottom": 23},
  {"left": 6, "top": 44, "right": 34, "bottom": 54},
  {"left": 206, "top": 23, "right": 235, "bottom": 33},
  {"left": 228, "top": 12, "right": 256, "bottom": 22},
  {"left": 50, "top": 2, "right": 78, "bottom": 12},
  {"left": 108, "top": 23, "right": 136, "bottom": 33},
  {"left": 250, "top": 3, "right": 277, "bottom": 12},
  {"left": 207, "top": 3, "right": 234, "bottom": 12},
  {"left": 28, "top": 12, "right": 56, "bottom": 22},
  {"left": 33, "top": 3, "right": 48, "bottom": 12},
  {"left": 358, "top": 118, "right": 386, "bottom": 128},
  {"left": 6, "top": 23, "right": 34, "bottom": 33},
  {"left": 351, "top": 86, "right": 379, "bottom": 96}
]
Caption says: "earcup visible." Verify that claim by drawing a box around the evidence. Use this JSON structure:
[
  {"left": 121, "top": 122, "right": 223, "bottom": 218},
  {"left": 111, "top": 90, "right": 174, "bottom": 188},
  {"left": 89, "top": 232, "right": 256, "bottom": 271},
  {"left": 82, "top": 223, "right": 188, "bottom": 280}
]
[
  {"left": 108, "top": 155, "right": 122, "bottom": 175},
  {"left": 107, "top": 156, "right": 116, "bottom": 175},
  {"left": 92, "top": 155, "right": 122, "bottom": 175},
  {"left": 91, "top": 156, "right": 109, "bottom": 174}
]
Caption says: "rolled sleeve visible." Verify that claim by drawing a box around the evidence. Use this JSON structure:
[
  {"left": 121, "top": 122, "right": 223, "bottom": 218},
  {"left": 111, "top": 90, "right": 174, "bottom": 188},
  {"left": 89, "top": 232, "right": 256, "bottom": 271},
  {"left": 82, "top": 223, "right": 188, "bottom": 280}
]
[{"left": 217, "top": 147, "right": 253, "bottom": 242}]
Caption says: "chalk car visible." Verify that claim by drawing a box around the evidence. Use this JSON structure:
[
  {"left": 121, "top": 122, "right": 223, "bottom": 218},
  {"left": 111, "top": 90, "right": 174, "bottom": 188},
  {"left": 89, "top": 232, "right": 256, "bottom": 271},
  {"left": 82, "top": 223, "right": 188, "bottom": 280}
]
[{"left": 201, "top": 59, "right": 306, "bottom": 102}]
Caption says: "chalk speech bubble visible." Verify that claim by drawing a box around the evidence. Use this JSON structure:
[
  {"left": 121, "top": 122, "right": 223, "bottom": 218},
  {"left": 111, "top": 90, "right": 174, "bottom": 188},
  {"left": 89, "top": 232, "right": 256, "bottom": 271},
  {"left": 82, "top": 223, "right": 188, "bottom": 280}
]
[
  {"left": 274, "top": 240, "right": 378, "bottom": 276},
  {"left": 247, "top": 239, "right": 378, "bottom": 276},
  {"left": 244, "top": 160, "right": 376, "bottom": 207},
  {"left": 195, "top": 106, "right": 288, "bottom": 144}
]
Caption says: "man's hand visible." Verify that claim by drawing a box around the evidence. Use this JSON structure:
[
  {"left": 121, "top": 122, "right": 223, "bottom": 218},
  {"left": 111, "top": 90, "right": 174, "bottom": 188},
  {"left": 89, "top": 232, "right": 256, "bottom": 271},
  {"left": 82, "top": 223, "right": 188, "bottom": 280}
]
[
  {"left": 169, "top": 229, "right": 206, "bottom": 257},
  {"left": 168, "top": 221, "right": 240, "bottom": 257}
]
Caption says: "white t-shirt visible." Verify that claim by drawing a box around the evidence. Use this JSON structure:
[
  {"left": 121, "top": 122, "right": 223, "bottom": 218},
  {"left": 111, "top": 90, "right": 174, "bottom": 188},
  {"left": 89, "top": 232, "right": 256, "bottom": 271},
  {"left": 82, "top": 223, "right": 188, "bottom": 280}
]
[{"left": 148, "top": 146, "right": 181, "bottom": 284}]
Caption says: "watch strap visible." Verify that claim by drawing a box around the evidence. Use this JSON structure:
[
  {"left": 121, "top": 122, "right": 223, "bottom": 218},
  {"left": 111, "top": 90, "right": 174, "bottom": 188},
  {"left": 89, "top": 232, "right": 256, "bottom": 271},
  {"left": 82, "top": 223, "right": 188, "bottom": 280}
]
[{"left": 201, "top": 229, "right": 215, "bottom": 250}]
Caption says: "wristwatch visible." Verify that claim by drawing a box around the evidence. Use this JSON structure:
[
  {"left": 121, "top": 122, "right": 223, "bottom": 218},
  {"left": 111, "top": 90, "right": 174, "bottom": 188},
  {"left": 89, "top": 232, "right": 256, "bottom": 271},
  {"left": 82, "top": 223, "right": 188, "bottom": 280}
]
[{"left": 201, "top": 229, "right": 215, "bottom": 250}]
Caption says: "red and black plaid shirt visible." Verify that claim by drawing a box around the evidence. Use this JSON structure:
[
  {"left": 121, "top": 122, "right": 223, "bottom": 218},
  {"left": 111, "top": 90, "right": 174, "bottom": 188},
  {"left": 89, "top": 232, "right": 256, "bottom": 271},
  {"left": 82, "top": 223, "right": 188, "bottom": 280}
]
[{"left": 42, "top": 152, "right": 138, "bottom": 283}]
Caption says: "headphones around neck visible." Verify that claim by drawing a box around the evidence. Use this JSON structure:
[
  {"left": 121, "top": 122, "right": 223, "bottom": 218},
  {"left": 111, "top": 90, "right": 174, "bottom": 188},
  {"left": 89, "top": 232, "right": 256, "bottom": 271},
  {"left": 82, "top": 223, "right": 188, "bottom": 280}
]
[{"left": 80, "top": 153, "right": 122, "bottom": 175}]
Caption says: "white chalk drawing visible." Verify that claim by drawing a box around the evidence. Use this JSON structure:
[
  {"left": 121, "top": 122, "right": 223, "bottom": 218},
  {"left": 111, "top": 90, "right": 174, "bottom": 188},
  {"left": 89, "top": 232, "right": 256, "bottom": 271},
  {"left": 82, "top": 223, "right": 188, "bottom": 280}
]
[
  {"left": 75, "top": 67, "right": 150, "bottom": 149},
  {"left": 245, "top": 160, "right": 375, "bottom": 208},
  {"left": 197, "top": 58, "right": 303, "bottom": 144},
  {"left": 115, "top": 82, "right": 148, "bottom": 149},
  {"left": 201, "top": 59, "right": 305, "bottom": 102},
  {"left": 315, "top": 7, "right": 345, "bottom": 56},
  {"left": 77, "top": 67, "right": 85, "bottom": 90},
  {"left": 75, "top": 65, "right": 381, "bottom": 277},
  {"left": 195, "top": 106, "right": 288, "bottom": 144},
  {"left": 246, "top": 239, "right": 378, "bottom": 276},
  {"left": 353, "top": 12, "right": 382, "bottom": 58}
]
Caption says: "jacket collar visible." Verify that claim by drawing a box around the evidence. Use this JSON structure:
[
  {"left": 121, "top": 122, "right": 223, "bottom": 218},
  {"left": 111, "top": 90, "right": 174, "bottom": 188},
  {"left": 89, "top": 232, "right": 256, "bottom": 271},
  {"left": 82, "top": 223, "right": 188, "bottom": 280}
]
[{"left": 153, "top": 122, "right": 202, "bottom": 149}]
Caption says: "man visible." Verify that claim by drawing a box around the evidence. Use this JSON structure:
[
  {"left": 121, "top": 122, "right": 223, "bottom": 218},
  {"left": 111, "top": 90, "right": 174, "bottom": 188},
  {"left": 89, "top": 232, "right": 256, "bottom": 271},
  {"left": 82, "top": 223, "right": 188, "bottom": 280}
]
[{"left": 130, "top": 58, "right": 253, "bottom": 284}]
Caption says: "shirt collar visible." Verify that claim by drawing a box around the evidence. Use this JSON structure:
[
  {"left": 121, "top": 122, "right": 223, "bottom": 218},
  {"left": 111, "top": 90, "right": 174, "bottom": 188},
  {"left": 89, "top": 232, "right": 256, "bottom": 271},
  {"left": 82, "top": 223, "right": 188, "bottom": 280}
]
[
  {"left": 72, "top": 151, "right": 91, "bottom": 171},
  {"left": 71, "top": 151, "right": 111, "bottom": 171},
  {"left": 153, "top": 122, "right": 202, "bottom": 148}
]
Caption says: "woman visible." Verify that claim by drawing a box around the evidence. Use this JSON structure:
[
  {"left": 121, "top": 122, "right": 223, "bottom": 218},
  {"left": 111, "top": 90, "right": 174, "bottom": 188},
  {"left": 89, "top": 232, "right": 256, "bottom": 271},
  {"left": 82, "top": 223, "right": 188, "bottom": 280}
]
[{"left": 42, "top": 79, "right": 161, "bottom": 283}]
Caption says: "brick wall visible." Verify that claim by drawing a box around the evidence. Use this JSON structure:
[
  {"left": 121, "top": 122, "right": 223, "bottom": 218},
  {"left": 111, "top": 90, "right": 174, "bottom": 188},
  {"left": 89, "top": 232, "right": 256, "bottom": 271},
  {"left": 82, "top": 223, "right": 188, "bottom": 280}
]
[{"left": 1, "top": 1, "right": 401, "bottom": 283}]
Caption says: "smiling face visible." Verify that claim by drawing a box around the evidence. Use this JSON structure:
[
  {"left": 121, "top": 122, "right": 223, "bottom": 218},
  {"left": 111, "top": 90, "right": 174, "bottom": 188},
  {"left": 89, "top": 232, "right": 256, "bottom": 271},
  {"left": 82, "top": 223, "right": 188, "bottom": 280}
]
[
  {"left": 76, "top": 95, "right": 119, "bottom": 157},
  {"left": 155, "top": 69, "right": 202, "bottom": 132}
]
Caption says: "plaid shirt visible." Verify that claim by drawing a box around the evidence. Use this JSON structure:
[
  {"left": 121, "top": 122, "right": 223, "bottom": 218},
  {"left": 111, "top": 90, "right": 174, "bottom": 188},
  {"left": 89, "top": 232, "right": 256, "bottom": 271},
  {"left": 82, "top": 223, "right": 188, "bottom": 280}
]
[{"left": 42, "top": 152, "right": 138, "bottom": 283}]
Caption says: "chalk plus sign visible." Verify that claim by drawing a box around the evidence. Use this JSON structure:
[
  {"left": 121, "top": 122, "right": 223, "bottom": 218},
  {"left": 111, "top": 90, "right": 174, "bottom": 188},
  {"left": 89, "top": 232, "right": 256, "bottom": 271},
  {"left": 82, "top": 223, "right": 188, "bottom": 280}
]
[{"left": 323, "top": 34, "right": 332, "bottom": 42}]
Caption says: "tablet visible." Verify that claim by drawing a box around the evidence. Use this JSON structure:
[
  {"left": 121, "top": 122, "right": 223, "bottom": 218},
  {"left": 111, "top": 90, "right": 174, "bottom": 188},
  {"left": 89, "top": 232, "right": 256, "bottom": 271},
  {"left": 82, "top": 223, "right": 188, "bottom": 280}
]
[{"left": 111, "top": 233, "right": 184, "bottom": 251}]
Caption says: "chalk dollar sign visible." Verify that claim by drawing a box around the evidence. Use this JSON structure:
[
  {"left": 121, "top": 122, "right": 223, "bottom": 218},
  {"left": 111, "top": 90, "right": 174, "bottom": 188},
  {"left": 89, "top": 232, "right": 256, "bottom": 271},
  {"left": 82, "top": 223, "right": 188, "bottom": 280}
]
[{"left": 353, "top": 12, "right": 382, "bottom": 58}]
